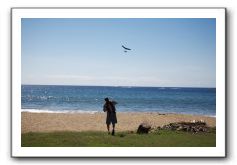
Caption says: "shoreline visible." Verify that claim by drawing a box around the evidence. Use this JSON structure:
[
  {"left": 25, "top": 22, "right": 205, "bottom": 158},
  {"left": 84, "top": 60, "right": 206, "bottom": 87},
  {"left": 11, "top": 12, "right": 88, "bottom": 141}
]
[
  {"left": 21, "top": 109, "right": 216, "bottom": 118},
  {"left": 21, "top": 112, "right": 216, "bottom": 133}
]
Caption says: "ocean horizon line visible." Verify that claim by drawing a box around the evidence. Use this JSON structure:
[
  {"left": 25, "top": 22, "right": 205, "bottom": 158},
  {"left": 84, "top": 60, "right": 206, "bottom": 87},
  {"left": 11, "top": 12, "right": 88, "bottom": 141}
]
[{"left": 21, "top": 84, "right": 216, "bottom": 89}]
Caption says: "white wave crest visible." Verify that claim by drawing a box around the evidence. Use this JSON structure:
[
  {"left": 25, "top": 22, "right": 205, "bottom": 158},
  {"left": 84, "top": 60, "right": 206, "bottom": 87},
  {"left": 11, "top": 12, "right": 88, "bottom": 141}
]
[{"left": 21, "top": 109, "right": 100, "bottom": 114}]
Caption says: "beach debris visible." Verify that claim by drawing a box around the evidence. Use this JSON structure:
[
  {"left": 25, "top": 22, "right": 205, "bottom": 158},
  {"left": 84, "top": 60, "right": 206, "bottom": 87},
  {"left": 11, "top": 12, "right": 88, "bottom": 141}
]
[
  {"left": 161, "top": 120, "right": 210, "bottom": 133},
  {"left": 137, "top": 122, "right": 152, "bottom": 134},
  {"left": 158, "top": 113, "right": 166, "bottom": 115}
]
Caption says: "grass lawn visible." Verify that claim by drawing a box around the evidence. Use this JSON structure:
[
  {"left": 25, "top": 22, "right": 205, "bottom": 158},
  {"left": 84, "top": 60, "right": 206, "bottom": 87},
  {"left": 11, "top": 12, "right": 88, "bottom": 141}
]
[{"left": 22, "top": 130, "right": 216, "bottom": 147}]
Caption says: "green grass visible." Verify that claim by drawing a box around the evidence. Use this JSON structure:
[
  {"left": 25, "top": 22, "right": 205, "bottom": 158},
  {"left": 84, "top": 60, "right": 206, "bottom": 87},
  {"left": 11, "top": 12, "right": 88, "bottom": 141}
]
[{"left": 22, "top": 130, "right": 216, "bottom": 147}]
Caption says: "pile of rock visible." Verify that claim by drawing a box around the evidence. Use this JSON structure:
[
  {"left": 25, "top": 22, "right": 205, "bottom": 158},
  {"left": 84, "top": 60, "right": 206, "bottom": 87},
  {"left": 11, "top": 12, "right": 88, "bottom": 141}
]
[
  {"left": 161, "top": 120, "right": 210, "bottom": 133},
  {"left": 136, "top": 120, "right": 212, "bottom": 134}
]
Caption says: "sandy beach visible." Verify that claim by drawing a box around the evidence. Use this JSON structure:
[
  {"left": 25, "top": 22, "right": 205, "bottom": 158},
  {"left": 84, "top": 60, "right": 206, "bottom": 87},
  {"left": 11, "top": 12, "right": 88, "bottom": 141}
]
[{"left": 21, "top": 112, "right": 216, "bottom": 133}]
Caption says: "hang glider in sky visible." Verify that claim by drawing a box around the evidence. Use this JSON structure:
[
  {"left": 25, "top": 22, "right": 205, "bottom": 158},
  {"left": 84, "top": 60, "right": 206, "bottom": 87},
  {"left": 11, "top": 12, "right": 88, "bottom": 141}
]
[{"left": 122, "top": 45, "right": 131, "bottom": 52}]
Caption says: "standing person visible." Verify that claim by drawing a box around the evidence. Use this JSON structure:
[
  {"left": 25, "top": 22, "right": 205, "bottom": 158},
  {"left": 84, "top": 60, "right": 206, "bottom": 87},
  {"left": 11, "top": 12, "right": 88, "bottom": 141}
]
[{"left": 103, "top": 97, "right": 117, "bottom": 135}]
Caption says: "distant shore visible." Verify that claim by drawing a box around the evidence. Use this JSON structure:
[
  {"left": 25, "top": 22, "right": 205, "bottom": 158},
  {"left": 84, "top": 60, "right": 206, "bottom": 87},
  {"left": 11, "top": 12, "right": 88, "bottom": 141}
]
[{"left": 21, "top": 112, "right": 216, "bottom": 133}]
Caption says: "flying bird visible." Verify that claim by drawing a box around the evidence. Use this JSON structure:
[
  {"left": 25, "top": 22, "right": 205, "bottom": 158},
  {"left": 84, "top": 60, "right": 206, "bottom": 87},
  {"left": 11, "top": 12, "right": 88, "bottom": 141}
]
[{"left": 122, "top": 45, "right": 131, "bottom": 52}]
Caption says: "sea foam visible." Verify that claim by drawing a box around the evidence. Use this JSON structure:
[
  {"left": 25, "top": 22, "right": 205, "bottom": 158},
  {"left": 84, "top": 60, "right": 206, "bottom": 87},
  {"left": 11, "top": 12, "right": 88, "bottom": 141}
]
[{"left": 21, "top": 109, "right": 99, "bottom": 114}]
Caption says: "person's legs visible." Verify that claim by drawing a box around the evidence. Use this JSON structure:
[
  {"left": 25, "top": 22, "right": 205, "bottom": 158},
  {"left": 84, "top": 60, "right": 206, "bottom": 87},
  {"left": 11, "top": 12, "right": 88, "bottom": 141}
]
[
  {"left": 112, "top": 123, "right": 115, "bottom": 135},
  {"left": 107, "top": 123, "right": 110, "bottom": 134}
]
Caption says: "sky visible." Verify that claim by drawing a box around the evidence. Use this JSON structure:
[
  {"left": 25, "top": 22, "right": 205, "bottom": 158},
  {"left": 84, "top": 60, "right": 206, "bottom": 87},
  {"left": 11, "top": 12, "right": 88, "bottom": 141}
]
[{"left": 22, "top": 18, "right": 216, "bottom": 87}]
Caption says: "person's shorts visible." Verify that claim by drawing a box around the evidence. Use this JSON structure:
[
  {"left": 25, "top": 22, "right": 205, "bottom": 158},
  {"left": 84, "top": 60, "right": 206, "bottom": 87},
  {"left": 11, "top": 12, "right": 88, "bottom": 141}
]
[{"left": 106, "top": 112, "right": 117, "bottom": 125}]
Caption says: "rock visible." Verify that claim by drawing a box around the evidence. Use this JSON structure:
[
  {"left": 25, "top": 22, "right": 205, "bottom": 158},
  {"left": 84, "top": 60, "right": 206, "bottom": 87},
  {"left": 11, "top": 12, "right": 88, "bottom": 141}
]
[
  {"left": 129, "top": 131, "right": 134, "bottom": 134},
  {"left": 137, "top": 122, "right": 152, "bottom": 134},
  {"left": 156, "top": 126, "right": 162, "bottom": 130}
]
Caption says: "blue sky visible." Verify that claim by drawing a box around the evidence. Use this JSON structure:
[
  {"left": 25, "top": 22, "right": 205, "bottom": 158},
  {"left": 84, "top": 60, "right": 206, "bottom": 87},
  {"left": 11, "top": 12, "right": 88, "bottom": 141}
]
[{"left": 22, "top": 18, "right": 216, "bottom": 87}]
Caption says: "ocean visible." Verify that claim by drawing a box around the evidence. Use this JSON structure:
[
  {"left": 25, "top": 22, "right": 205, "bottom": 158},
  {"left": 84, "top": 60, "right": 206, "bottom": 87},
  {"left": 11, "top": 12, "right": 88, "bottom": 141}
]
[{"left": 21, "top": 85, "right": 216, "bottom": 116}]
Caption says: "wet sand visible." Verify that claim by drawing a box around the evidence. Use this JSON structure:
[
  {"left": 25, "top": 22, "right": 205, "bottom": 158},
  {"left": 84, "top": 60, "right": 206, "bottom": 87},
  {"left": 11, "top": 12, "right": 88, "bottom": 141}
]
[{"left": 21, "top": 112, "right": 216, "bottom": 133}]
